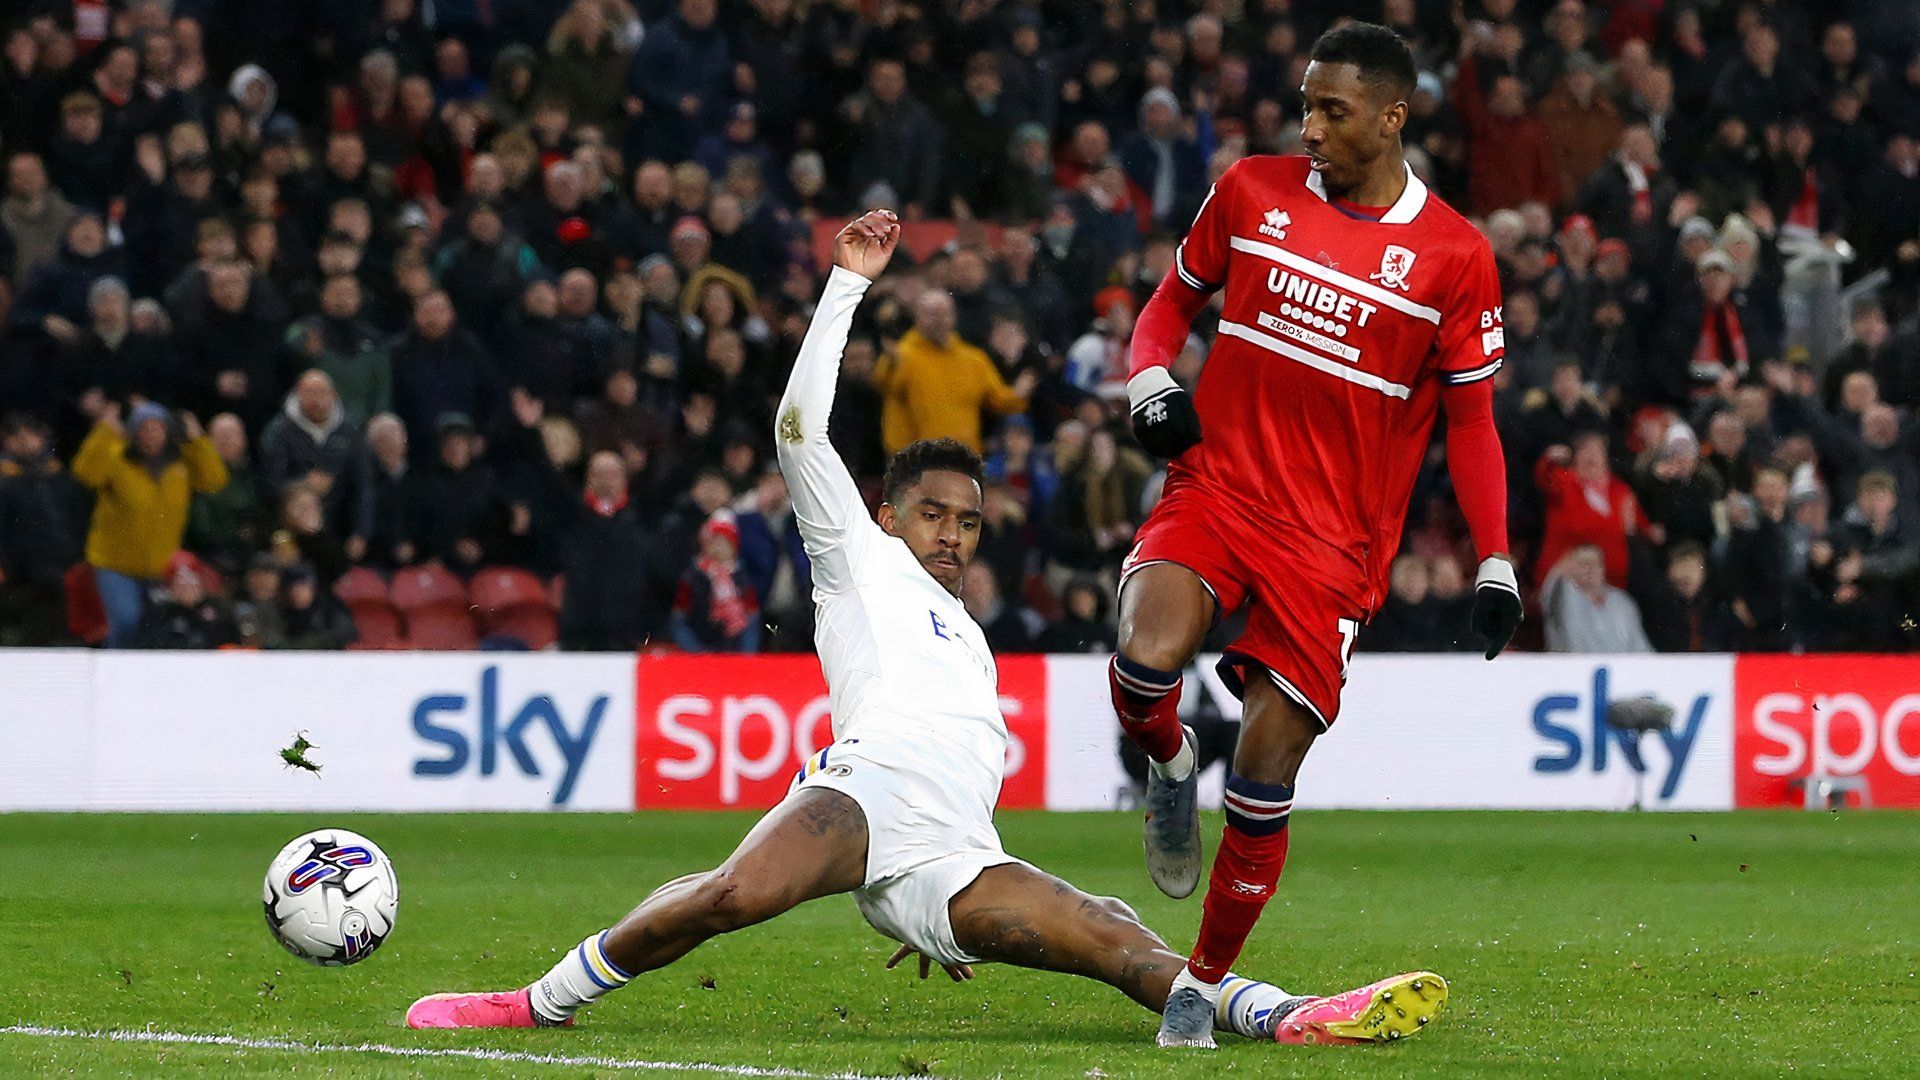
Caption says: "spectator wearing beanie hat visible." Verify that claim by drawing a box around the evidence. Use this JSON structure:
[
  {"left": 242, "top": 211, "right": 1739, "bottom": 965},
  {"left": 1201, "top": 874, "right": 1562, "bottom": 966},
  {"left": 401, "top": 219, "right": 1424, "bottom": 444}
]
[
  {"left": 72, "top": 400, "right": 227, "bottom": 647},
  {"left": 1650, "top": 248, "right": 1757, "bottom": 405},
  {"left": 1633, "top": 421, "right": 1725, "bottom": 552},
  {"left": 668, "top": 214, "right": 714, "bottom": 277},
  {"left": 1119, "top": 86, "right": 1206, "bottom": 228},
  {"left": 131, "top": 550, "right": 237, "bottom": 650},
  {"left": 670, "top": 507, "right": 760, "bottom": 653},
  {"left": 409, "top": 411, "right": 507, "bottom": 574}
]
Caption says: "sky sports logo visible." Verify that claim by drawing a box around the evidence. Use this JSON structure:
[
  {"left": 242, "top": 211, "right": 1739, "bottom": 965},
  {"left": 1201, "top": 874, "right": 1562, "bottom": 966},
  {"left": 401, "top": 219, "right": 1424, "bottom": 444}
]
[
  {"left": 410, "top": 665, "right": 609, "bottom": 806},
  {"left": 1531, "top": 665, "right": 1710, "bottom": 802}
]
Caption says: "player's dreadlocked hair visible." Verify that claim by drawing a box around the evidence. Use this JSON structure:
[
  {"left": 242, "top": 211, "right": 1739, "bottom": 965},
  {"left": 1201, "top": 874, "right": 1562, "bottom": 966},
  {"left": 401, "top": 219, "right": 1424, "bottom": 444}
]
[
  {"left": 882, "top": 438, "right": 984, "bottom": 506},
  {"left": 1310, "top": 21, "right": 1418, "bottom": 103}
]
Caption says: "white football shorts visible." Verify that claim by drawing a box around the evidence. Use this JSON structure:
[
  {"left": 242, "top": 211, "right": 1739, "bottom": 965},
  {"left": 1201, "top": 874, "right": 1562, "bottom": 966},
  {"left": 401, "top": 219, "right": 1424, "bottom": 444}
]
[{"left": 789, "top": 731, "right": 1026, "bottom": 967}]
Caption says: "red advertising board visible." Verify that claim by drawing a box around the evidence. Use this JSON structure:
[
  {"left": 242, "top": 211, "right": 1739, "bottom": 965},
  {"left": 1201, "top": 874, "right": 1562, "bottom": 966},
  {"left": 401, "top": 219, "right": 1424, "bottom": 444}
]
[
  {"left": 635, "top": 654, "right": 1048, "bottom": 810},
  {"left": 1733, "top": 655, "right": 1920, "bottom": 808}
]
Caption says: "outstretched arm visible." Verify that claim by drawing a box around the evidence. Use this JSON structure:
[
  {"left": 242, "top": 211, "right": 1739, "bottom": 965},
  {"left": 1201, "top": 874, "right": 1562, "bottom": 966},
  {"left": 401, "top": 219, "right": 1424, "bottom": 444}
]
[{"left": 774, "top": 211, "right": 900, "bottom": 594}]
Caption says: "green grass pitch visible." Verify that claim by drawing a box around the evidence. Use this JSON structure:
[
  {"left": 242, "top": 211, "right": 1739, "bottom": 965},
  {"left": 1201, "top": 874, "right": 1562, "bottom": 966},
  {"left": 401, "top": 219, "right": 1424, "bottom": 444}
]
[{"left": 3, "top": 810, "right": 1916, "bottom": 1077}]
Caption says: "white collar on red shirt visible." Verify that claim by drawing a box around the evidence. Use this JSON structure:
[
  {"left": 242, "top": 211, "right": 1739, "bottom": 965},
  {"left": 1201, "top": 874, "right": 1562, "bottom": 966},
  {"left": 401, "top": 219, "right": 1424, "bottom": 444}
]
[{"left": 1304, "top": 160, "right": 1430, "bottom": 224}]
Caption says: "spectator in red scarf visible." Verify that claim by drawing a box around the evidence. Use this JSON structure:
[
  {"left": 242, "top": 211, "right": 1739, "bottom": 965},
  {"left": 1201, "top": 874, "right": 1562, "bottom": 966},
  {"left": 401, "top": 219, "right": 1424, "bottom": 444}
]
[
  {"left": 1576, "top": 126, "right": 1676, "bottom": 262},
  {"left": 1765, "top": 116, "right": 1846, "bottom": 244},
  {"left": 560, "top": 451, "right": 665, "bottom": 652},
  {"left": 1652, "top": 249, "right": 1753, "bottom": 406},
  {"left": 1533, "top": 431, "right": 1657, "bottom": 591},
  {"left": 670, "top": 507, "right": 760, "bottom": 652}
]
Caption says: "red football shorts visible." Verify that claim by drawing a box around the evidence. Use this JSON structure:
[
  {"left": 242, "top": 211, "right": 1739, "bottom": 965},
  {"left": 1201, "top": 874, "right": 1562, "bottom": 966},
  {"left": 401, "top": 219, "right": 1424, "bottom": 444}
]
[{"left": 1121, "top": 481, "right": 1365, "bottom": 730}]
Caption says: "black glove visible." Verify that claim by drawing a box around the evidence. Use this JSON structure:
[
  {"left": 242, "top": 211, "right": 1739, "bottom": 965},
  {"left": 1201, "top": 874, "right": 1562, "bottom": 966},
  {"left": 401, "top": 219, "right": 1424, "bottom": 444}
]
[
  {"left": 1128, "top": 368, "right": 1202, "bottom": 460},
  {"left": 1470, "top": 556, "right": 1523, "bottom": 660}
]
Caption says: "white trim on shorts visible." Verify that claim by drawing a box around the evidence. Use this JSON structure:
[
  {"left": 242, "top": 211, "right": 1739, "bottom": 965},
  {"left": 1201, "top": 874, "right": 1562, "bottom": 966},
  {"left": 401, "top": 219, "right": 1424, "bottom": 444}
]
[
  {"left": 1118, "top": 558, "right": 1224, "bottom": 624},
  {"left": 1265, "top": 668, "right": 1331, "bottom": 733}
]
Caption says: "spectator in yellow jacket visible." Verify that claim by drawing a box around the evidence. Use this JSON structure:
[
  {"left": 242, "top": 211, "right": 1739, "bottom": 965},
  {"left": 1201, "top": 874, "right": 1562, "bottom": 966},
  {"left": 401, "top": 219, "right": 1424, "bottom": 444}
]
[
  {"left": 875, "top": 290, "right": 1036, "bottom": 454},
  {"left": 71, "top": 401, "right": 229, "bottom": 647}
]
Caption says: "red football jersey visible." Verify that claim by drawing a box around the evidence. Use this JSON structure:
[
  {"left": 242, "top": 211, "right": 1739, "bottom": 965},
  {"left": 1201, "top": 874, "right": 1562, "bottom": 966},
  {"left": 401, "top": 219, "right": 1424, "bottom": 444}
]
[{"left": 1168, "top": 154, "right": 1506, "bottom": 613}]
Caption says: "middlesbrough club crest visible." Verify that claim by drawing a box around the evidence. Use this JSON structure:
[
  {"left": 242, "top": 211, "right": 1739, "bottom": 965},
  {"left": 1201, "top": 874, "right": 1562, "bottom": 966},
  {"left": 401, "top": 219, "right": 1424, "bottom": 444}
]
[{"left": 1370, "top": 245, "right": 1417, "bottom": 291}]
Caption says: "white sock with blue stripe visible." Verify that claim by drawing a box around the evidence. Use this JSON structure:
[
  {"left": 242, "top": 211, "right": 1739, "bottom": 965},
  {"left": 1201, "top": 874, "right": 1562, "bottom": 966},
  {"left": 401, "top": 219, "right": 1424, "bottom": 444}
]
[
  {"left": 530, "top": 931, "right": 632, "bottom": 1024},
  {"left": 1216, "top": 973, "right": 1305, "bottom": 1040}
]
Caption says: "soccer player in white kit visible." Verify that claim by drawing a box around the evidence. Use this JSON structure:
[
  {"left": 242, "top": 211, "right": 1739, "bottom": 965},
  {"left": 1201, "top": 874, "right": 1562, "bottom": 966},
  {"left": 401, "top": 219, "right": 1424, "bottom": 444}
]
[{"left": 404, "top": 213, "right": 1426, "bottom": 1048}]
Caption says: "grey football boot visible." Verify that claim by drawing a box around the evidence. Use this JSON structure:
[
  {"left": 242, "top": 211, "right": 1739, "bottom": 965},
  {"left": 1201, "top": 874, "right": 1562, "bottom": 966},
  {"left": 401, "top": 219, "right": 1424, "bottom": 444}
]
[
  {"left": 1143, "top": 724, "right": 1202, "bottom": 898},
  {"left": 1156, "top": 984, "right": 1218, "bottom": 1049}
]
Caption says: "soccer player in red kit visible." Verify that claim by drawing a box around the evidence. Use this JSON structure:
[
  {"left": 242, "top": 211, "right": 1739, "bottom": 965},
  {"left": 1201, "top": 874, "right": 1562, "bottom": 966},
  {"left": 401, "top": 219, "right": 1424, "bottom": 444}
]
[{"left": 1111, "top": 24, "right": 1525, "bottom": 1048}]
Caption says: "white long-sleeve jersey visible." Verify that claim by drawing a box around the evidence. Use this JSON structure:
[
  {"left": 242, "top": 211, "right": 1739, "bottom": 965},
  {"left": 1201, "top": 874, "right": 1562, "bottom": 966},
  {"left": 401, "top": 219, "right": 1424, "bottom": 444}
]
[{"left": 774, "top": 267, "right": 1009, "bottom": 794}]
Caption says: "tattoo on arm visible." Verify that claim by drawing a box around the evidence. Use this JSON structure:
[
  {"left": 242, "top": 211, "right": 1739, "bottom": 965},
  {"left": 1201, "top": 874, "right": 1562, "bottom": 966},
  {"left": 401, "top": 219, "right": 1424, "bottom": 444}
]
[{"left": 959, "top": 907, "right": 1049, "bottom": 966}]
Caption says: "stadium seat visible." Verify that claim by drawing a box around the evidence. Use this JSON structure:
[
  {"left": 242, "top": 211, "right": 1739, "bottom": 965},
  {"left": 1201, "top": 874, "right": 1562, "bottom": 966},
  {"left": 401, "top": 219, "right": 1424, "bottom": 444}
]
[
  {"left": 402, "top": 611, "right": 480, "bottom": 651},
  {"left": 389, "top": 564, "right": 477, "bottom": 650},
  {"left": 390, "top": 564, "right": 467, "bottom": 609},
  {"left": 469, "top": 567, "right": 549, "bottom": 617},
  {"left": 347, "top": 608, "right": 405, "bottom": 650},
  {"left": 469, "top": 567, "right": 558, "bottom": 650},
  {"left": 333, "top": 568, "right": 405, "bottom": 650},
  {"left": 63, "top": 563, "right": 108, "bottom": 646},
  {"left": 332, "top": 567, "right": 390, "bottom": 607}
]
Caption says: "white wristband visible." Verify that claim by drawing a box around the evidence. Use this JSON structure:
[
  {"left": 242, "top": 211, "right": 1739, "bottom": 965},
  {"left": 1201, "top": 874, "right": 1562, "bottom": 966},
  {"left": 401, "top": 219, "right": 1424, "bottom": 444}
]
[
  {"left": 1475, "top": 556, "right": 1520, "bottom": 597},
  {"left": 1127, "top": 367, "right": 1182, "bottom": 413}
]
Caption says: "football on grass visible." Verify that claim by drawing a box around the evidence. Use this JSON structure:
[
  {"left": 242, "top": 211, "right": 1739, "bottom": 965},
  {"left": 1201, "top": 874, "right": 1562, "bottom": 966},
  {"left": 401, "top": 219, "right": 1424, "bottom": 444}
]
[{"left": 263, "top": 828, "right": 399, "bottom": 966}]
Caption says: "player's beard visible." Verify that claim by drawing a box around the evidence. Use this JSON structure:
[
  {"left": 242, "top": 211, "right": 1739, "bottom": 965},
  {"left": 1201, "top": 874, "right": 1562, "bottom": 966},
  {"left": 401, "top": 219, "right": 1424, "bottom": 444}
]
[{"left": 922, "top": 550, "right": 964, "bottom": 592}]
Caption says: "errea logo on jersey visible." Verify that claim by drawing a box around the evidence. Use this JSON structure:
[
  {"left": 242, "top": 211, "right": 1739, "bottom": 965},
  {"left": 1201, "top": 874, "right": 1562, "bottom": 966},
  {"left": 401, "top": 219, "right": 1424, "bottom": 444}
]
[
  {"left": 1369, "top": 245, "right": 1417, "bottom": 291},
  {"left": 1259, "top": 208, "right": 1291, "bottom": 240}
]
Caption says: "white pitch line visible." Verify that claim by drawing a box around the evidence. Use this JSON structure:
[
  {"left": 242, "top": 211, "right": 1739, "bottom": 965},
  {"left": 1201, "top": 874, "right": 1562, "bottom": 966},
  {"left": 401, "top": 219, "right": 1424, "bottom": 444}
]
[{"left": 0, "top": 1024, "right": 906, "bottom": 1078}]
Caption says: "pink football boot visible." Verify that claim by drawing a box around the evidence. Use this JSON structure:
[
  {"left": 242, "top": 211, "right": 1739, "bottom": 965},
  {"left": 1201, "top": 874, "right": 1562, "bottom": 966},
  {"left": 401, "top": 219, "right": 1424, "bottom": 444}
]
[
  {"left": 1273, "top": 971, "right": 1447, "bottom": 1045},
  {"left": 405, "top": 988, "right": 568, "bottom": 1029}
]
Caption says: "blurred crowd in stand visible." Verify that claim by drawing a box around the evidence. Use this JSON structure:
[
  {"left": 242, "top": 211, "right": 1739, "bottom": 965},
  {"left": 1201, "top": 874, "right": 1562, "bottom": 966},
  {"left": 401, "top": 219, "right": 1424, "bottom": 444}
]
[{"left": 1, "top": 0, "right": 1915, "bottom": 655}]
